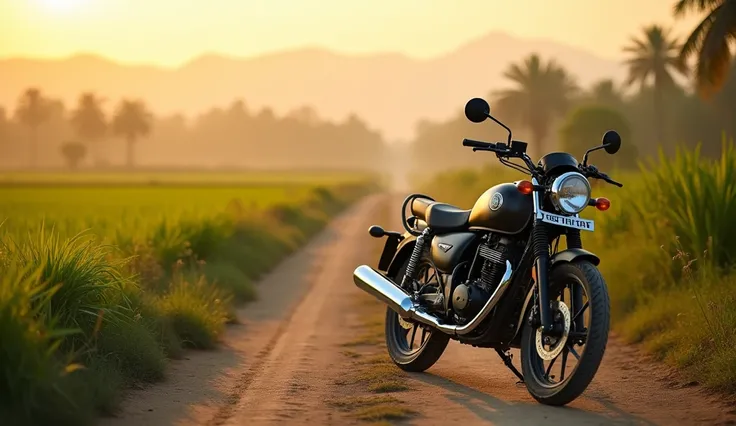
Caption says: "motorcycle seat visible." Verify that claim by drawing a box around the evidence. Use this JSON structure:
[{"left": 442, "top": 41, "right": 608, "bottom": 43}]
[{"left": 411, "top": 197, "right": 470, "bottom": 232}]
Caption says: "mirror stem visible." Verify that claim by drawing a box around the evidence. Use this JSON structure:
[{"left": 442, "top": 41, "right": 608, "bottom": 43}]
[
  {"left": 486, "top": 113, "right": 513, "bottom": 146},
  {"left": 582, "top": 145, "right": 605, "bottom": 166}
]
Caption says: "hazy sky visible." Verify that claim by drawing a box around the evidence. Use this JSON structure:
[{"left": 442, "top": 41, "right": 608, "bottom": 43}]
[{"left": 2, "top": 0, "right": 702, "bottom": 66}]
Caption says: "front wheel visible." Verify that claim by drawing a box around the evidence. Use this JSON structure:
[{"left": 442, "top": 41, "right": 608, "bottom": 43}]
[{"left": 520, "top": 260, "right": 610, "bottom": 406}]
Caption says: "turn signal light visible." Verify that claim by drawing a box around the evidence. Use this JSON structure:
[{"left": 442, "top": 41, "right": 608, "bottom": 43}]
[
  {"left": 594, "top": 197, "right": 611, "bottom": 211},
  {"left": 516, "top": 180, "right": 534, "bottom": 195}
]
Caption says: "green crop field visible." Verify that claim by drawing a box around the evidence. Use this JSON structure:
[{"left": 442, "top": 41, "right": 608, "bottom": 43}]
[
  {"left": 0, "top": 185, "right": 330, "bottom": 239},
  {"left": 0, "top": 172, "right": 378, "bottom": 426}
]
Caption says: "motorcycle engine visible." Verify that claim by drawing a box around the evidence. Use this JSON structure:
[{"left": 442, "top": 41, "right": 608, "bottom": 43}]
[{"left": 451, "top": 237, "right": 508, "bottom": 321}]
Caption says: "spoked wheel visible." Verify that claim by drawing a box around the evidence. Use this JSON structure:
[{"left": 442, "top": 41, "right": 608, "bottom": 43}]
[
  {"left": 520, "top": 260, "right": 610, "bottom": 406},
  {"left": 385, "top": 258, "right": 449, "bottom": 372}
]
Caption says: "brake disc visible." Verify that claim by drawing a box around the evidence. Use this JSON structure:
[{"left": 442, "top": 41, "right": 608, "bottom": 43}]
[{"left": 535, "top": 300, "right": 571, "bottom": 361}]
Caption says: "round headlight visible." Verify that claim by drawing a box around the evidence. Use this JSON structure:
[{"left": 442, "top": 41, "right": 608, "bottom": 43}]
[{"left": 550, "top": 172, "right": 591, "bottom": 214}]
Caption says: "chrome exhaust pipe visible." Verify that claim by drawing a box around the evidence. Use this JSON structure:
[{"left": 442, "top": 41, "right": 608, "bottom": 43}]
[{"left": 352, "top": 261, "right": 513, "bottom": 336}]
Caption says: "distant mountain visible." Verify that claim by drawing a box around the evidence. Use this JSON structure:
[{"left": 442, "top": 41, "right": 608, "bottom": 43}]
[{"left": 0, "top": 31, "right": 627, "bottom": 140}]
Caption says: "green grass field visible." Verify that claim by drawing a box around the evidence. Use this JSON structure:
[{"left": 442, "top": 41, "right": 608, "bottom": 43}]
[
  {"left": 0, "top": 172, "right": 377, "bottom": 426},
  {"left": 0, "top": 185, "right": 328, "bottom": 239},
  {"left": 419, "top": 141, "right": 736, "bottom": 396}
]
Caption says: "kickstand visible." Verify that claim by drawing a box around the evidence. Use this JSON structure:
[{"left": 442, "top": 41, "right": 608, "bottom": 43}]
[{"left": 495, "top": 348, "right": 524, "bottom": 384}]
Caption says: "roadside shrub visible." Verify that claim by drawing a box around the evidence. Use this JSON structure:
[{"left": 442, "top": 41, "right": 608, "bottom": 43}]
[
  {"left": 202, "top": 260, "right": 256, "bottom": 303},
  {"left": 157, "top": 275, "right": 230, "bottom": 349},
  {"left": 0, "top": 264, "right": 92, "bottom": 426}
]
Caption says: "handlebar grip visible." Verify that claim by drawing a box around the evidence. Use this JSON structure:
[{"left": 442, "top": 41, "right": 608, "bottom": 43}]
[
  {"left": 598, "top": 171, "right": 624, "bottom": 188},
  {"left": 607, "top": 178, "right": 624, "bottom": 188},
  {"left": 462, "top": 139, "right": 494, "bottom": 149}
]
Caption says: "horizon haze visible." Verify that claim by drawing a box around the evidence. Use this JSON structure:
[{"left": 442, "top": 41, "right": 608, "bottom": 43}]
[
  {"left": 0, "top": 30, "right": 646, "bottom": 141},
  {"left": 2, "top": 0, "right": 704, "bottom": 140}
]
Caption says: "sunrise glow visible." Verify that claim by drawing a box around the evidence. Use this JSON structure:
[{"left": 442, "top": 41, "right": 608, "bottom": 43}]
[{"left": 36, "top": 0, "right": 88, "bottom": 13}]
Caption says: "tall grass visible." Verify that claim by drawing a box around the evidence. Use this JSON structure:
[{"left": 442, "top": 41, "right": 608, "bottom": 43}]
[
  {"left": 0, "top": 177, "right": 377, "bottom": 425},
  {"left": 590, "top": 139, "right": 736, "bottom": 393},
  {"left": 624, "top": 142, "right": 736, "bottom": 268}
]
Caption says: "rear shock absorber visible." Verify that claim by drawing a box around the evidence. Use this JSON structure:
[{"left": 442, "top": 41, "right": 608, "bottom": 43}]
[{"left": 401, "top": 228, "right": 429, "bottom": 291}]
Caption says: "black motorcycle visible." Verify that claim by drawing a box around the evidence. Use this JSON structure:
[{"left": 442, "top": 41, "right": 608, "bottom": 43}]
[{"left": 353, "top": 97, "right": 623, "bottom": 406}]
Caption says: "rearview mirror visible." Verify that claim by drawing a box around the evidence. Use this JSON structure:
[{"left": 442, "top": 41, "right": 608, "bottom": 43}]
[
  {"left": 464, "top": 98, "right": 490, "bottom": 123},
  {"left": 602, "top": 130, "right": 621, "bottom": 154}
]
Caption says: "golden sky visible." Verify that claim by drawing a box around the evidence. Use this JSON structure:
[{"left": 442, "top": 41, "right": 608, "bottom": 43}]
[{"left": 2, "top": 0, "right": 702, "bottom": 66}]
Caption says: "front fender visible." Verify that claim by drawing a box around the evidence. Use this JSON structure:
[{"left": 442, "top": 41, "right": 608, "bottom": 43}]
[
  {"left": 385, "top": 233, "right": 416, "bottom": 279},
  {"left": 549, "top": 248, "right": 600, "bottom": 268}
]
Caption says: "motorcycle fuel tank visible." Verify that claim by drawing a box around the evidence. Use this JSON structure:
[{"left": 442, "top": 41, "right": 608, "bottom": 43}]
[{"left": 468, "top": 183, "right": 533, "bottom": 235}]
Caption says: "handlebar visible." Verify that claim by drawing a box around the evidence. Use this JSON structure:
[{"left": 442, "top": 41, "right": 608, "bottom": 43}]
[
  {"left": 462, "top": 138, "right": 497, "bottom": 149},
  {"left": 581, "top": 165, "right": 623, "bottom": 187},
  {"left": 598, "top": 173, "right": 623, "bottom": 187},
  {"left": 462, "top": 137, "right": 624, "bottom": 188}
]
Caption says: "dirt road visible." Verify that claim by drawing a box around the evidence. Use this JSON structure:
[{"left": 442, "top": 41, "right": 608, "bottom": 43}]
[{"left": 103, "top": 194, "right": 736, "bottom": 426}]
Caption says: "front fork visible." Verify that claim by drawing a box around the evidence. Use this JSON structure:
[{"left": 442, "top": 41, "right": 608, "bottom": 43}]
[
  {"left": 533, "top": 221, "right": 553, "bottom": 332},
  {"left": 531, "top": 177, "right": 585, "bottom": 333}
]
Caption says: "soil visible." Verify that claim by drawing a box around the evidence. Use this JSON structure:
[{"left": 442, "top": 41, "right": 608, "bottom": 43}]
[{"left": 101, "top": 194, "right": 736, "bottom": 426}]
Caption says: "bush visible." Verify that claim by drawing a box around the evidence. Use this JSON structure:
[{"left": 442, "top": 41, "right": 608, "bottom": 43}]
[
  {"left": 0, "top": 264, "right": 92, "bottom": 426},
  {"left": 559, "top": 105, "right": 638, "bottom": 170},
  {"left": 157, "top": 275, "right": 230, "bottom": 349}
]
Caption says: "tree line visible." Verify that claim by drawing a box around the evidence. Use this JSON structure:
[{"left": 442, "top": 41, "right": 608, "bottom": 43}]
[
  {"left": 0, "top": 92, "right": 387, "bottom": 171},
  {"left": 413, "top": 0, "right": 736, "bottom": 171}
]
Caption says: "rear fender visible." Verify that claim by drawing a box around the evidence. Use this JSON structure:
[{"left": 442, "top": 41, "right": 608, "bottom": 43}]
[{"left": 385, "top": 234, "right": 417, "bottom": 279}]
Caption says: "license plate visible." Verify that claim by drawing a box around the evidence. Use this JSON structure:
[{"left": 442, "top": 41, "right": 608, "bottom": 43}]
[{"left": 540, "top": 211, "right": 595, "bottom": 232}]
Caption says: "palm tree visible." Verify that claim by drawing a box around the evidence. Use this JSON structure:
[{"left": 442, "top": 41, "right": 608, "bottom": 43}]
[
  {"left": 14, "top": 88, "right": 50, "bottom": 167},
  {"left": 493, "top": 54, "right": 578, "bottom": 155},
  {"left": 623, "top": 25, "right": 688, "bottom": 144},
  {"left": 673, "top": 0, "right": 736, "bottom": 97},
  {"left": 70, "top": 93, "right": 107, "bottom": 164},
  {"left": 112, "top": 99, "right": 152, "bottom": 168}
]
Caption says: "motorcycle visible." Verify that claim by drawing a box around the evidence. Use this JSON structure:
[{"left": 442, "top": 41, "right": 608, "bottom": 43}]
[{"left": 352, "top": 97, "right": 623, "bottom": 406}]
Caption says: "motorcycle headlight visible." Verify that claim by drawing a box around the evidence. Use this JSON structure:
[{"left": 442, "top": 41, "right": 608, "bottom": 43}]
[{"left": 550, "top": 172, "right": 591, "bottom": 214}]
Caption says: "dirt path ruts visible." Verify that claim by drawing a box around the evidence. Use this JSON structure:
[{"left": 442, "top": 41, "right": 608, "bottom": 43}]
[{"left": 102, "top": 193, "right": 736, "bottom": 426}]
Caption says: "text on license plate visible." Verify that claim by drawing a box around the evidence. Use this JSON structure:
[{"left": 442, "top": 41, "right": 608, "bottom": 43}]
[{"left": 540, "top": 211, "right": 595, "bottom": 232}]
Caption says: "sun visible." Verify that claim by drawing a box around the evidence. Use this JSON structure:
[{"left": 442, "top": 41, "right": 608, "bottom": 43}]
[{"left": 37, "top": 0, "right": 88, "bottom": 13}]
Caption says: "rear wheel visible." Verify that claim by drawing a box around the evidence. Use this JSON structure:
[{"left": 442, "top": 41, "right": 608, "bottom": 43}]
[
  {"left": 520, "top": 260, "right": 610, "bottom": 406},
  {"left": 385, "top": 258, "right": 449, "bottom": 372}
]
